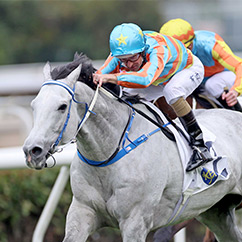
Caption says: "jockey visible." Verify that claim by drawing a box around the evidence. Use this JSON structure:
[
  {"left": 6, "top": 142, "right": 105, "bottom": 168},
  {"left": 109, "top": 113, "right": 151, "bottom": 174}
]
[
  {"left": 159, "top": 18, "right": 242, "bottom": 111},
  {"left": 93, "top": 23, "right": 213, "bottom": 172}
]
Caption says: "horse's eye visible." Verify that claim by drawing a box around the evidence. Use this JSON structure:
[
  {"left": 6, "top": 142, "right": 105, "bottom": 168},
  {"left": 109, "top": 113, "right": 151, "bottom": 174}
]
[{"left": 58, "top": 104, "right": 67, "bottom": 111}]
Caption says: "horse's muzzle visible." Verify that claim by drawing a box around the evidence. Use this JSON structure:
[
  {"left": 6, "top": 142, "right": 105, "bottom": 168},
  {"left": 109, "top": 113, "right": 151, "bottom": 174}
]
[{"left": 23, "top": 145, "right": 49, "bottom": 170}]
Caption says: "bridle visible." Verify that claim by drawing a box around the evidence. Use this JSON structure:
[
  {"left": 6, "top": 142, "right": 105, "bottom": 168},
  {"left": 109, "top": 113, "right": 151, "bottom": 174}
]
[{"left": 41, "top": 80, "right": 99, "bottom": 155}]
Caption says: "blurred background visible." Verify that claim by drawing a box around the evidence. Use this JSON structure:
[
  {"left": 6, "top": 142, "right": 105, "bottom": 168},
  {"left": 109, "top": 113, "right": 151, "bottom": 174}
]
[{"left": 0, "top": 0, "right": 241, "bottom": 241}]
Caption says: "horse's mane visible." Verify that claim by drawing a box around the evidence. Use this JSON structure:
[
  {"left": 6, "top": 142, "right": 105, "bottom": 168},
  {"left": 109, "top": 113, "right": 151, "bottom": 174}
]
[
  {"left": 51, "top": 52, "right": 96, "bottom": 89},
  {"left": 122, "top": 92, "right": 144, "bottom": 104}
]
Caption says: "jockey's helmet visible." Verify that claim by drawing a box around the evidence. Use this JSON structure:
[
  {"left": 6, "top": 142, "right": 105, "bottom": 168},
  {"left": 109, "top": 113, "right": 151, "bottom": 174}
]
[
  {"left": 109, "top": 23, "right": 146, "bottom": 57},
  {"left": 159, "top": 18, "right": 195, "bottom": 48}
]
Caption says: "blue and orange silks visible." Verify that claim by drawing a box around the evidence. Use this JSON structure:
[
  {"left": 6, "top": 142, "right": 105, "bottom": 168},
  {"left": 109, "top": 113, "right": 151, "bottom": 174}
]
[
  {"left": 96, "top": 31, "right": 193, "bottom": 88},
  {"left": 192, "top": 30, "right": 242, "bottom": 95}
]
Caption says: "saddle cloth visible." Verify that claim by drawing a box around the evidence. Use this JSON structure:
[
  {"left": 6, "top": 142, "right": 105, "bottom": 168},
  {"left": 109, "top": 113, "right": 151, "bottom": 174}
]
[{"left": 143, "top": 101, "right": 230, "bottom": 195}]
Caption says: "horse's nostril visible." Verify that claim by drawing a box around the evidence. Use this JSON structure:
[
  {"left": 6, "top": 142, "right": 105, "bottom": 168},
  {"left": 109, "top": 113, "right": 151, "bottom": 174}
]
[{"left": 32, "top": 147, "right": 43, "bottom": 156}]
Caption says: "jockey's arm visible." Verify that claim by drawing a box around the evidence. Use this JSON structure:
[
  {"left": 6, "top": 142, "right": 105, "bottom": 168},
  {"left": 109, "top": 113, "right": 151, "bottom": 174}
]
[
  {"left": 221, "top": 89, "right": 239, "bottom": 106},
  {"left": 93, "top": 73, "right": 117, "bottom": 87},
  {"left": 212, "top": 36, "right": 242, "bottom": 99},
  {"left": 94, "top": 52, "right": 165, "bottom": 88}
]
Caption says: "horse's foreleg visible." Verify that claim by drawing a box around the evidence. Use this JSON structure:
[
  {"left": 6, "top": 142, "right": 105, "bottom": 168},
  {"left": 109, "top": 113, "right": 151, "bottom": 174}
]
[
  {"left": 119, "top": 214, "right": 149, "bottom": 242},
  {"left": 62, "top": 197, "right": 99, "bottom": 242}
]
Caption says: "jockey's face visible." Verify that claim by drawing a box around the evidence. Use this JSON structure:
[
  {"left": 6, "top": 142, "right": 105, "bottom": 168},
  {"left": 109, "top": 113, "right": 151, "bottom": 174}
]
[
  {"left": 119, "top": 53, "right": 143, "bottom": 71},
  {"left": 187, "top": 42, "right": 193, "bottom": 50},
  {"left": 184, "top": 36, "right": 195, "bottom": 50}
]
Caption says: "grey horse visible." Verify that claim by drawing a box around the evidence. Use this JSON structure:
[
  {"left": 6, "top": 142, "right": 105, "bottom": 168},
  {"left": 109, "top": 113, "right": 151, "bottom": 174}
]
[{"left": 23, "top": 53, "right": 242, "bottom": 242}]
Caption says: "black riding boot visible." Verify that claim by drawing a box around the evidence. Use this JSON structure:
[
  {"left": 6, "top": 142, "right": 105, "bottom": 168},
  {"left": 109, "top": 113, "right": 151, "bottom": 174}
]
[
  {"left": 217, "top": 95, "right": 242, "bottom": 112},
  {"left": 179, "top": 111, "right": 213, "bottom": 172}
]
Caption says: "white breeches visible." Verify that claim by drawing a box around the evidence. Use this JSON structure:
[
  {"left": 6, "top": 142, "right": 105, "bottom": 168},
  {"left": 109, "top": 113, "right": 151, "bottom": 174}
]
[{"left": 204, "top": 71, "right": 236, "bottom": 98}]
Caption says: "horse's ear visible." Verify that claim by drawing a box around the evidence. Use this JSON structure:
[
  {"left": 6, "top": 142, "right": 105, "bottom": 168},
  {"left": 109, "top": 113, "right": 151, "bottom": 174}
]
[
  {"left": 74, "top": 52, "right": 79, "bottom": 60},
  {"left": 43, "top": 62, "right": 52, "bottom": 81},
  {"left": 66, "top": 64, "right": 82, "bottom": 85}
]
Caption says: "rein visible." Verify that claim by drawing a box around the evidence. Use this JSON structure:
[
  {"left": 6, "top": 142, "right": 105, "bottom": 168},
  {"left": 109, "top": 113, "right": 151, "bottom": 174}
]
[
  {"left": 77, "top": 88, "right": 168, "bottom": 167},
  {"left": 78, "top": 108, "right": 134, "bottom": 166},
  {"left": 101, "top": 85, "right": 189, "bottom": 143}
]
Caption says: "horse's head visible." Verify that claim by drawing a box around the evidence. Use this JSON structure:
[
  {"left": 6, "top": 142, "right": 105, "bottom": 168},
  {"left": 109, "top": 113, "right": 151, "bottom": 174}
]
[{"left": 23, "top": 56, "right": 86, "bottom": 169}]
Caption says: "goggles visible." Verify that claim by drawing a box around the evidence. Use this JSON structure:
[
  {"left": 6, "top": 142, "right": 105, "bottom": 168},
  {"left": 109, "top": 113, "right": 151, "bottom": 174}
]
[
  {"left": 119, "top": 53, "right": 141, "bottom": 65},
  {"left": 184, "top": 35, "right": 195, "bottom": 46}
]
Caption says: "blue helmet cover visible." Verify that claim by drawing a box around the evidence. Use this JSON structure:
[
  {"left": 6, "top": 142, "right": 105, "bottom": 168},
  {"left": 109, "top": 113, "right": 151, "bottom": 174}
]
[{"left": 110, "top": 23, "right": 146, "bottom": 57}]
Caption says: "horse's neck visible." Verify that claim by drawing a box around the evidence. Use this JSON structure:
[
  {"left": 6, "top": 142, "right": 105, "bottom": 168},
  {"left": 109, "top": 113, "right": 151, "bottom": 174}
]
[{"left": 75, "top": 85, "right": 130, "bottom": 161}]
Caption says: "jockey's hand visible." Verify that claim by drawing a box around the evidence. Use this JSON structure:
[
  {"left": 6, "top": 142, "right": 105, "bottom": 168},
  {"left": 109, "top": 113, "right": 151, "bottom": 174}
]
[
  {"left": 93, "top": 74, "right": 117, "bottom": 87},
  {"left": 222, "top": 89, "right": 239, "bottom": 106}
]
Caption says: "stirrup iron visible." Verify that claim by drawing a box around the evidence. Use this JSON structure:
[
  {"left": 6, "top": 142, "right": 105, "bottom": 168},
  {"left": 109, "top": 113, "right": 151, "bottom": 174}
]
[{"left": 186, "top": 146, "right": 213, "bottom": 172}]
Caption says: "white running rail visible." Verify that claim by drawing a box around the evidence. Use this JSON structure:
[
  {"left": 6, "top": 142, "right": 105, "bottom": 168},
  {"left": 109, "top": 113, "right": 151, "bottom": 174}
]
[{"left": 0, "top": 145, "right": 73, "bottom": 242}]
